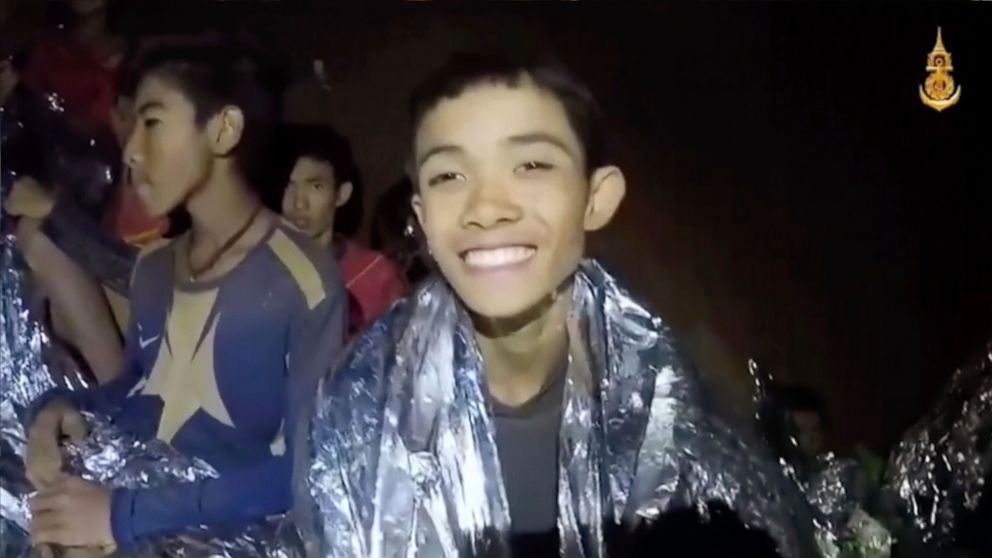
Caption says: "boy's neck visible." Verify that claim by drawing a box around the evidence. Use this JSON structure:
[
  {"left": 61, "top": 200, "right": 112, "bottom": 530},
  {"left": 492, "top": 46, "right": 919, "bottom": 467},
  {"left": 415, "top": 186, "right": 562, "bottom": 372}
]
[
  {"left": 185, "top": 171, "right": 261, "bottom": 248},
  {"left": 316, "top": 228, "right": 335, "bottom": 250},
  {"left": 474, "top": 285, "right": 572, "bottom": 408}
]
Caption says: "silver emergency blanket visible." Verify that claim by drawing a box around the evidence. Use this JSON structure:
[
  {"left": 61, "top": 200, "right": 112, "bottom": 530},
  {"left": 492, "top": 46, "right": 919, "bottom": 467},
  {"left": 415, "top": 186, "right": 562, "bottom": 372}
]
[
  {"left": 750, "top": 359, "right": 893, "bottom": 557},
  {"left": 0, "top": 234, "right": 302, "bottom": 556},
  {"left": 885, "top": 342, "right": 992, "bottom": 551},
  {"left": 804, "top": 456, "right": 892, "bottom": 558},
  {"left": 299, "top": 261, "right": 817, "bottom": 557},
  {"left": 748, "top": 359, "right": 894, "bottom": 558}
]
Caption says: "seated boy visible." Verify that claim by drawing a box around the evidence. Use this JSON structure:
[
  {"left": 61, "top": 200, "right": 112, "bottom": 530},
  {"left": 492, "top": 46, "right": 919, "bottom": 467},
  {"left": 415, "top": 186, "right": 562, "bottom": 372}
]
[
  {"left": 297, "top": 53, "right": 813, "bottom": 556},
  {"left": 281, "top": 124, "right": 406, "bottom": 336},
  {"left": 25, "top": 38, "right": 345, "bottom": 551}
]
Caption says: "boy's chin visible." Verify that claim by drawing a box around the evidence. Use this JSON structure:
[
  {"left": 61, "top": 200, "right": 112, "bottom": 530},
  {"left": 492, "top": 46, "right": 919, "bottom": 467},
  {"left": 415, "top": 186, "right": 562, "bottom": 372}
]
[
  {"left": 459, "top": 289, "right": 565, "bottom": 333},
  {"left": 144, "top": 200, "right": 176, "bottom": 220}
]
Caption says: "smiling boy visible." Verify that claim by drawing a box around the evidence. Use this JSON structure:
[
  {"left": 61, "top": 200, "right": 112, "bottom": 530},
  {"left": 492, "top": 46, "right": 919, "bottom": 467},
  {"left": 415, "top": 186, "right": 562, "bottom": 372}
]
[{"left": 298, "top": 53, "right": 811, "bottom": 557}]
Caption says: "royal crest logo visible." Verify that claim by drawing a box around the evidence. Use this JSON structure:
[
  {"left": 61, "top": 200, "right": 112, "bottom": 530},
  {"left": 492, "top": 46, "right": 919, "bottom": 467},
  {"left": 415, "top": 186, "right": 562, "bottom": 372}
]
[{"left": 919, "top": 27, "right": 961, "bottom": 112}]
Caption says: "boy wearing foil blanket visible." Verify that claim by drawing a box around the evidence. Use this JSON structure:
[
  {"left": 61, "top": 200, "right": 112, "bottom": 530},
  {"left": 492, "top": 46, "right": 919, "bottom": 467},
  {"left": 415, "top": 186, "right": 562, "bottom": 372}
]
[
  {"left": 296, "top": 53, "right": 816, "bottom": 557},
  {"left": 23, "top": 39, "right": 346, "bottom": 551}
]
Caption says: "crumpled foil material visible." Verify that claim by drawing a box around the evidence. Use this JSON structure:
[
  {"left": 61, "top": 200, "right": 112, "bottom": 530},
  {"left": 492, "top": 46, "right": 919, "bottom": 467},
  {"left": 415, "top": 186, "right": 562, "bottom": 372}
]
[
  {"left": 750, "top": 360, "right": 892, "bottom": 558},
  {"left": 884, "top": 343, "right": 991, "bottom": 551},
  {"left": 0, "top": 234, "right": 301, "bottom": 556},
  {"left": 805, "top": 456, "right": 893, "bottom": 558},
  {"left": 297, "top": 261, "right": 818, "bottom": 557}
]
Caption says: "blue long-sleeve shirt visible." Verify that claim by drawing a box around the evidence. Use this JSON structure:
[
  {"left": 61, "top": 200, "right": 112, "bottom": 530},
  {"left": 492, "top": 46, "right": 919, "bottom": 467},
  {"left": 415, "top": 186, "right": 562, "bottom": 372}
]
[{"left": 34, "top": 222, "right": 345, "bottom": 547}]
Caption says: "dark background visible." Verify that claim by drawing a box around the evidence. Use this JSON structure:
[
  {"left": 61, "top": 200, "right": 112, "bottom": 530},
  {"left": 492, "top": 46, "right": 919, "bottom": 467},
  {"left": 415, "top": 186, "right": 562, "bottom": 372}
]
[{"left": 8, "top": 0, "right": 990, "bottom": 455}]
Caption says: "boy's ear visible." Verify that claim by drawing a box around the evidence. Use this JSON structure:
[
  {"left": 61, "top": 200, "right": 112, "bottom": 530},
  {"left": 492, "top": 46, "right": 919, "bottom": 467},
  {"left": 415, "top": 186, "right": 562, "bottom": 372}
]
[
  {"left": 335, "top": 181, "right": 354, "bottom": 208},
  {"left": 207, "top": 105, "right": 245, "bottom": 157},
  {"left": 583, "top": 166, "right": 626, "bottom": 231}
]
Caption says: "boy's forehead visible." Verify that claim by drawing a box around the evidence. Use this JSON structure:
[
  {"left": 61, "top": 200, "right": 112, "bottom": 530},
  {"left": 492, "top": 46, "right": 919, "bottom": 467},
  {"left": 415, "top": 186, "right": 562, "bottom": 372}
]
[
  {"left": 135, "top": 75, "right": 187, "bottom": 111},
  {"left": 414, "top": 82, "right": 580, "bottom": 159},
  {"left": 293, "top": 156, "right": 336, "bottom": 178}
]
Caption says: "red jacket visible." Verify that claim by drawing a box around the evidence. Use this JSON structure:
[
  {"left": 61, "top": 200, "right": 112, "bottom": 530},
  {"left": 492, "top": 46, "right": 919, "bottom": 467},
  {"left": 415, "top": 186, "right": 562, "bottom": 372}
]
[{"left": 338, "top": 241, "right": 407, "bottom": 336}]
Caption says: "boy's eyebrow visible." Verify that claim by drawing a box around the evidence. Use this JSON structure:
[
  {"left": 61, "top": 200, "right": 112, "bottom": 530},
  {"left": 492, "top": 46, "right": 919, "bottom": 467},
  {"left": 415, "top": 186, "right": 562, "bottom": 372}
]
[
  {"left": 416, "top": 144, "right": 463, "bottom": 167},
  {"left": 505, "top": 132, "right": 577, "bottom": 160},
  {"left": 136, "top": 100, "right": 165, "bottom": 115}
]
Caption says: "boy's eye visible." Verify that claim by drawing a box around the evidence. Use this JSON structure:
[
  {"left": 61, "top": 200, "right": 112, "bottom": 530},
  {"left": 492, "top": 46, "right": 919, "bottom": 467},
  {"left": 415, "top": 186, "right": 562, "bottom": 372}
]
[
  {"left": 427, "top": 172, "right": 464, "bottom": 187},
  {"left": 143, "top": 118, "right": 160, "bottom": 128},
  {"left": 310, "top": 182, "right": 326, "bottom": 191},
  {"left": 516, "top": 161, "right": 554, "bottom": 173}
]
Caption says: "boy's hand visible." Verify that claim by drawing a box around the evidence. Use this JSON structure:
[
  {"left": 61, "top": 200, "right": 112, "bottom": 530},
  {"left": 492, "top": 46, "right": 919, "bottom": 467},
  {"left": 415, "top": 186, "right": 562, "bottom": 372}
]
[
  {"left": 30, "top": 476, "right": 115, "bottom": 548},
  {"left": 5, "top": 176, "right": 55, "bottom": 219},
  {"left": 26, "top": 400, "right": 88, "bottom": 489}
]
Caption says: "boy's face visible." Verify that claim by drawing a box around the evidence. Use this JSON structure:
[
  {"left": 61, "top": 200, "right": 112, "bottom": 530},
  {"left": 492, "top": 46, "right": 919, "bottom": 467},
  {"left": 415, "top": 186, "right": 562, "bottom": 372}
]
[
  {"left": 791, "top": 410, "right": 826, "bottom": 457},
  {"left": 124, "top": 74, "right": 240, "bottom": 217},
  {"left": 282, "top": 156, "right": 351, "bottom": 240},
  {"left": 412, "top": 81, "right": 624, "bottom": 320}
]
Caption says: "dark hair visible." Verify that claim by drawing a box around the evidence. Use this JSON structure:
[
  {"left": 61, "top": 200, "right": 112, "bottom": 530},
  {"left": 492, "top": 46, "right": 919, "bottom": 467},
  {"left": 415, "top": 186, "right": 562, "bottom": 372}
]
[
  {"left": 282, "top": 123, "right": 364, "bottom": 237},
  {"left": 408, "top": 51, "right": 608, "bottom": 179},
  {"left": 132, "top": 36, "right": 285, "bottom": 187},
  {"left": 370, "top": 176, "right": 431, "bottom": 285},
  {"left": 771, "top": 383, "right": 827, "bottom": 423}
]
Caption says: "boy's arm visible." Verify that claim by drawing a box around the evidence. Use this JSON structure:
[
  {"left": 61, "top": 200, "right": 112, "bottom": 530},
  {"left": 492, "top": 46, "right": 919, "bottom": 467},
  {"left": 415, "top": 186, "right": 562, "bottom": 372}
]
[
  {"left": 41, "top": 198, "right": 137, "bottom": 296},
  {"left": 27, "top": 251, "right": 158, "bottom": 421},
  {"left": 109, "top": 457, "right": 293, "bottom": 547},
  {"left": 29, "top": 305, "right": 143, "bottom": 420},
  {"left": 110, "top": 277, "right": 346, "bottom": 547}
]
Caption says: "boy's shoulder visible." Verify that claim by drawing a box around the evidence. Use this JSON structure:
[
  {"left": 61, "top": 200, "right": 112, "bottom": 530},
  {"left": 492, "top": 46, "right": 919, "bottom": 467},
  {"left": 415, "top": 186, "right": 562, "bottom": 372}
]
[{"left": 263, "top": 222, "right": 343, "bottom": 310}]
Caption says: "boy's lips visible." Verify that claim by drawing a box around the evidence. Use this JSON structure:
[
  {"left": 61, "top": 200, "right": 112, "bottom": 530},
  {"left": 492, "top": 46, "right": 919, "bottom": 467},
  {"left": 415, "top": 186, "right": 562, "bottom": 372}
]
[{"left": 288, "top": 216, "right": 312, "bottom": 230}]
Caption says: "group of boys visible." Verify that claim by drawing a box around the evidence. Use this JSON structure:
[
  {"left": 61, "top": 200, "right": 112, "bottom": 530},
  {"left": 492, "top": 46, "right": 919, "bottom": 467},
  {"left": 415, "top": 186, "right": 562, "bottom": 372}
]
[{"left": 4, "top": 35, "right": 810, "bottom": 557}]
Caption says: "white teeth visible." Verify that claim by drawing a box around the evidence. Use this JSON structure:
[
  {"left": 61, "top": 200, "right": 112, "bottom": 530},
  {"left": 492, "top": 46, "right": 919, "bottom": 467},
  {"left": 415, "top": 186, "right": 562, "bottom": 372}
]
[{"left": 463, "top": 246, "right": 535, "bottom": 268}]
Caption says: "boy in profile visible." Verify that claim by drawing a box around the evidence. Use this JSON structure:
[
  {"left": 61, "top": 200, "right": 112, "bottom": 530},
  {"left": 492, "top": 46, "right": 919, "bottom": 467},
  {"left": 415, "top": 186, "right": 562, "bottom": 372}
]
[{"left": 26, "top": 38, "right": 345, "bottom": 551}]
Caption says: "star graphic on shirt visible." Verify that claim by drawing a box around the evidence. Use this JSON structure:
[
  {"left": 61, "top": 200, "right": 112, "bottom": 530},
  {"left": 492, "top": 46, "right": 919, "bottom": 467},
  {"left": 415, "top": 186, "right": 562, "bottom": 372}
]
[{"left": 141, "top": 289, "right": 234, "bottom": 443}]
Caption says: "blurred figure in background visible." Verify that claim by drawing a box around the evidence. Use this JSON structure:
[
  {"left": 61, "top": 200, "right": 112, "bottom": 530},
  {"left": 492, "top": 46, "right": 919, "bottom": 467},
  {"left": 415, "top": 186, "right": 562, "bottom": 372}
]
[
  {"left": 21, "top": 0, "right": 126, "bottom": 140},
  {"left": 281, "top": 123, "right": 407, "bottom": 336},
  {"left": 370, "top": 176, "right": 431, "bottom": 287}
]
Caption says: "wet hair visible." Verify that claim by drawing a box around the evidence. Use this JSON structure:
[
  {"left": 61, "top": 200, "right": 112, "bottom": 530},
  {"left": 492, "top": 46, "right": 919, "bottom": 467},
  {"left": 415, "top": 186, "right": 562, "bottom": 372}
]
[
  {"left": 408, "top": 51, "right": 608, "bottom": 180},
  {"left": 131, "top": 36, "right": 285, "bottom": 186},
  {"left": 280, "top": 123, "right": 364, "bottom": 237}
]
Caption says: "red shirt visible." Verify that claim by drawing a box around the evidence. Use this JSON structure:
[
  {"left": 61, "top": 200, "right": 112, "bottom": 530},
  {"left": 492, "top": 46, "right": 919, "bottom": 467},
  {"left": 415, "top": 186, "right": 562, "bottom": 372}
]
[
  {"left": 22, "top": 33, "right": 121, "bottom": 138},
  {"left": 337, "top": 241, "right": 407, "bottom": 336}
]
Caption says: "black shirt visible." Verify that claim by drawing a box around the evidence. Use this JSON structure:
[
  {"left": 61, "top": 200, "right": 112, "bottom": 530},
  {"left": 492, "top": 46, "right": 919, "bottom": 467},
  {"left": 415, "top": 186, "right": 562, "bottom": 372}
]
[{"left": 488, "top": 366, "right": 566, "bottom": 555}]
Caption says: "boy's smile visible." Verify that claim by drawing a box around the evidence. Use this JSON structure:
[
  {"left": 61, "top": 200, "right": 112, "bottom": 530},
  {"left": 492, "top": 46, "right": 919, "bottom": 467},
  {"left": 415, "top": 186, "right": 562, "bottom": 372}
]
[{"left": 413, "top": 81, "right": 592, "bottom": 320}]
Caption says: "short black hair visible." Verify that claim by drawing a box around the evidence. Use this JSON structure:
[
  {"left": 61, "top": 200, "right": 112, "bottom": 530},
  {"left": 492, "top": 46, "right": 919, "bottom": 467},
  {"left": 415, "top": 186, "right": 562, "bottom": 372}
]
[
  {"left": 408, "top": 51, "right": 608, "bottom": 178},
  {"left": 283, "top": 123, "right": 364, "bottom": 237},
  {"left": 132, "top": 36, "right": 285, "bottom": 186},
  {"left": 771, "top": 383, "right": 827, "bottom": 423}
]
